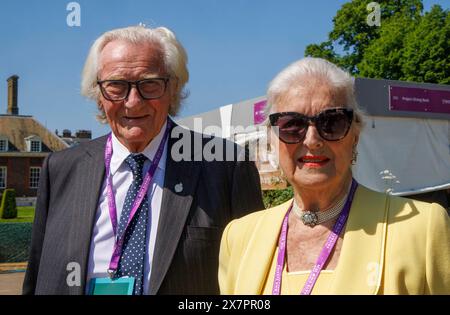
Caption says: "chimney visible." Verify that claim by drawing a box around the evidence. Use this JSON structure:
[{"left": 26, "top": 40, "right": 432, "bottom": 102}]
[
  {"left": 75, "top": 130, "right": 92, "bottom": 139},
  {"left": 7, "top": 75, "right": 19, "bottom": 115},
  {"left": 62, "top": 129, "right": 72, "bottom": 138}
]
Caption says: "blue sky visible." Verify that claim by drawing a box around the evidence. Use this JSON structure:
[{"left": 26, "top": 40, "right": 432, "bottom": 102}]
[{"left": 0, "top": 0, "right": 448, "bottom": 138}]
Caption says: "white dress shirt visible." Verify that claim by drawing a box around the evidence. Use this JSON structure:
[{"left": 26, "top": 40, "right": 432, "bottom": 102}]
[{"left": 86, "top": 121, "right": 168, "bottom": 294}]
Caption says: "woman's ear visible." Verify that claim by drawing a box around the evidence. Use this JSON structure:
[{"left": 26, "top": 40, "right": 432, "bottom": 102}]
[{"left": 354, "top": 134, "right": 359, "bottom": 147}]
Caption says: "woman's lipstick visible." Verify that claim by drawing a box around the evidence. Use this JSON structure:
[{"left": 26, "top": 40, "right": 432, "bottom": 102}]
[{"left": 298, "top": 155, "right": 330, "bottom": 168}]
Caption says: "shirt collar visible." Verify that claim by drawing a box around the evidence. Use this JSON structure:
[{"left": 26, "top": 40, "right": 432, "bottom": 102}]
[{"left": 109, "top": 120, "right": 168, "bottom": 175}]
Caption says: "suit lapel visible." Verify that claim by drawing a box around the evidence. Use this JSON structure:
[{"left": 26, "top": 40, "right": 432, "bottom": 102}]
[
  {"left": 149, "top": 122, "right": 202, "bottom": 294},
  {"left": 66, "top": 136, "right": 107, "bottom": 294},
  {"left": 329, "top": 185, "right": 388, "bottom": 294}
]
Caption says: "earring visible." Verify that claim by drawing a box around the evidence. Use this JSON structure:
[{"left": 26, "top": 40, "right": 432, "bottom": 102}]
[
  {"left": 278, "top": 167, "right": 287, "bottom": 181},
  {"left": 351, "top": 145, "right": 358, "bottom": 165}
]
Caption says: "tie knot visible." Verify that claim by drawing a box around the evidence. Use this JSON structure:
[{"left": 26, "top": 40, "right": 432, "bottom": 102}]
[{"left": 125, "top": 154, "right": 148, "bottom": 177}]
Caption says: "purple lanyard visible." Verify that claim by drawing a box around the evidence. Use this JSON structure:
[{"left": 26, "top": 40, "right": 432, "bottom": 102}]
[
  {"left": 104, "top": 121, "right": 171, "bottom": 275},
  {"left": 272, "top": 179, "right": 358, "bottom": 295}
]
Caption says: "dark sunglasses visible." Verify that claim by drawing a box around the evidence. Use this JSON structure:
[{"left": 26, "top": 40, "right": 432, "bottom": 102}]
[{"left": 269, "top": 107, "right": 353, "bottom": 143}]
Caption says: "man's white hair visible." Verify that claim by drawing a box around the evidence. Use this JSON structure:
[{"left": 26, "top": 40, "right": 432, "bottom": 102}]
[
  {"left": 81, "top": 25, "right": 189, "bottom": 123},
  {"left": 265, "top": 57, "right": 364, "bottom": 135}
]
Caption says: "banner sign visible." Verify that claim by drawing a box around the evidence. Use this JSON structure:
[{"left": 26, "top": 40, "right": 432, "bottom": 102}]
[
  {"left": 389, "top": 85, "right": 450, "bottom": 114},
  {"left": 254, "top": 100, "right": 267, "bottom": 124}
]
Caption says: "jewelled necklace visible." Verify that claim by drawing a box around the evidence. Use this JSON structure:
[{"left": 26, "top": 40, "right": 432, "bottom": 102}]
[{"left": 292, "top": 189, "right": 349, "bottom": 227}]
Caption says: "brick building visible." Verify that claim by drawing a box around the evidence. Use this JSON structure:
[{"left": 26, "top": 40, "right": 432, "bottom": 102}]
[{"left": 0, "top": 75, "right": 68, "bottom": 197}]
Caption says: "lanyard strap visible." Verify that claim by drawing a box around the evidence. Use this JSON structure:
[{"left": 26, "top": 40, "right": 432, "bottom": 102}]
[
  {"left": 272, "top": 179, "right": 358, "bottom": 295},
  {"left": 104, "top": 120, "right": 171, "bottom": 274}
]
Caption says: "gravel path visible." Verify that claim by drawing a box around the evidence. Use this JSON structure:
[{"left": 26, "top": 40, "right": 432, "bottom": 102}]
[{"left": 0, "top": 271, "right": 25, "bottom": 295}]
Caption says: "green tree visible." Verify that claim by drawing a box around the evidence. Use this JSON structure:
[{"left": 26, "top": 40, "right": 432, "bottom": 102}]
[
  {"left": 304, "top": 41, "right": 338, "bottom": 65},
  {"left": 304, "top": 0, "right": 450, "bottom": 84},
  {"left": 306, "top": 0, "right": 423, "bottom": 73},
  {"left": 401, "top": 5, "right": 450, "bottom": 84},
  {"left": 358, "top": 12, "right": 418, "bottom": 79},
  {"left": 0, "top": 189, "right": 17, "bottom": 219}
]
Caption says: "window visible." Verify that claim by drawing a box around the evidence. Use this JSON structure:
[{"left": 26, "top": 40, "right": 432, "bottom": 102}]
[
  {"left": 0, "top": 138, "right": 7, "bottom": 152},
  {"left": 29, "top": 167, "right": 41, "bottom": 189},
  {"left": 25, "top": 136, "right": 42, "bottom": 152},
  {"left": 30, "top": 140, "right": 42, "bottom": 152},
  {"left": 0, "top": 167, "right": 6, "bottom": 189}
]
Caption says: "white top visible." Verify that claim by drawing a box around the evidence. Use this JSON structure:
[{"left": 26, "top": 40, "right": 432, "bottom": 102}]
[{"left": 86, "top": 121, "right": 168, "bottom": 294}]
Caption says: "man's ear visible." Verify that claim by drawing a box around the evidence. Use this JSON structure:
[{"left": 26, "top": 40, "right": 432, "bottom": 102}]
[
  {"left": 170, "top": 78, "right": 179, "bottom": 102},
  {"left": 97, "top": 101, "right": 103, "bottom": 111}
]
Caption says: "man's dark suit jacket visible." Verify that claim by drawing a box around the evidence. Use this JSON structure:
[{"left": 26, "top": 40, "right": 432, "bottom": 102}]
[{"left": 23, "top": 121, "right": 264, "bottom": 294}]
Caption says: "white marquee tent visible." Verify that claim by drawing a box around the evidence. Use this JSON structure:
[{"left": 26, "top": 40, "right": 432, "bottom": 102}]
[{"left": 178, "top": 77, "right": 450, "bottom": 202}]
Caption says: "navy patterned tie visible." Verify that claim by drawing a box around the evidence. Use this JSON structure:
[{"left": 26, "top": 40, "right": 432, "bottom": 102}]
[{"left": 116, "top": 154, "right": 149, "bottom": 295}]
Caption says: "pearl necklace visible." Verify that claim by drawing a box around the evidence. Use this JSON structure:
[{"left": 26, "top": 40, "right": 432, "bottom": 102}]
[{"left": 292, "top": 190, "right": 349, "bottom": 228}]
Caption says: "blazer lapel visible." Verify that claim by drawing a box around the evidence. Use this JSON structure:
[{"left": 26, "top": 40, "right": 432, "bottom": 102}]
[
  {"left": 66, "top": 136, "right": 107, "bottom": 294},
  {"left": 148, "top": 123, "right": 202, "bottom": 294},
  {"left": 235, "top": 201, "right": 291, "bottom": 294},
  {"left": 329, "top": 185, "right": 388, "bottom": 295}
]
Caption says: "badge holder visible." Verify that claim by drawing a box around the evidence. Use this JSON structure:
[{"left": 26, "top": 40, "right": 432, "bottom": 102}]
[{"left": 88, "top": 276, "right": 135, "bottom": 295}]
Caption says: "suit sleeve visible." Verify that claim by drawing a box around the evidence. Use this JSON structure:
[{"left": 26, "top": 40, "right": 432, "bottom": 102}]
[
  {"left": 425, "top": 202, "right": 450, "bottom": 294},
  {"left": 230, "top": 151, "right": 265, "bottom": 218},
  {"left": 22, "top": 153, "right": 52, "bottom": 295}
]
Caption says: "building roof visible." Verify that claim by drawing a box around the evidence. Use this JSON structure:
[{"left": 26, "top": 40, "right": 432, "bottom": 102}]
[{"left": 0, "top": 115, "right": 68, "bottom": 153}]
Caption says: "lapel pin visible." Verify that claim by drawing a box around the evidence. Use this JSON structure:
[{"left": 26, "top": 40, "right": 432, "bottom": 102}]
[{"left": 174, "top": 182, "right": 183, "bottom": 193}]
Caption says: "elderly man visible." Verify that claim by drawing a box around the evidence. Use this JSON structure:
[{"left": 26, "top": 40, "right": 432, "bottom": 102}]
[{"left": 23, "top": 25, "right": 264, "bottom": 295}]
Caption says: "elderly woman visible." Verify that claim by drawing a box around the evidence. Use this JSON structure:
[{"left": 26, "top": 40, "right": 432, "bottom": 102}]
[{"left": 219, "top": 57, "right": 450, "bottom": 294}]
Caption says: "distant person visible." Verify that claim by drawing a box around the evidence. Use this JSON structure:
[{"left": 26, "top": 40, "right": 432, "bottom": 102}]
[
  {"left": 219, "top": 57, "right": 450, "bottom": 294},
  {"left": 23, "top": 25, "right": 264, "bottom": 295}
]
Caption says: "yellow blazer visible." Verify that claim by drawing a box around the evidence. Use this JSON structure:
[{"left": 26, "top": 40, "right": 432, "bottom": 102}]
[{"left": 219, "top": 185, "right": 450, "bottom": 294}]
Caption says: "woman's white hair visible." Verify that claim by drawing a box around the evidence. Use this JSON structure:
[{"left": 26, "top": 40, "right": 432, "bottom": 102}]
[
  {"left": 81, "top": 25, "right": 189, "bottom": 123},
  {"left": 265, "top": 57, "right": 364, "bottom": 135}
]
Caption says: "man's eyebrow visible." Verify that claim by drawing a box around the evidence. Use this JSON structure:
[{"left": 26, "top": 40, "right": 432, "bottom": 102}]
[
  {"left": 140, "top": 73, "right": 165, "bottom": 79},
  {"left": 103, "top": 75, "right": 125, "bottom": 80}
]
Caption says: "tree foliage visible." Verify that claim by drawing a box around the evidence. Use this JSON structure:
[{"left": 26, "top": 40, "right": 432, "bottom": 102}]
[
  {"left": 263, "top": 186, "right": 293, "bottom": 209},
  {"left": 305, "top": 0, "right": 449, "bottom": 84},
  {"left": 401, "top": 5, "right": 450, "bottom": 84}
]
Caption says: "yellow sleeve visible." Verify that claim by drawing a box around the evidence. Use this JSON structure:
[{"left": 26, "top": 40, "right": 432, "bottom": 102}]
[
  {"left": 218, "top": 220, "right": 234, "bottom": 295},
  {"left": 425, "top": 203, "right": 450, "bottom": 294}
]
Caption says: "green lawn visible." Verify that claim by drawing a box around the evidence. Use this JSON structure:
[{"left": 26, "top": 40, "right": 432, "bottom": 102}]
[{"left": 0, "top": 207, "right": 35, "bottom": 223}]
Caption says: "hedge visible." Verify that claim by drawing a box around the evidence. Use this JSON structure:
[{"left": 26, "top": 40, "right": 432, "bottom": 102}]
[
  {"left": 0, "top": 189, "right": 17, "bottom": 219},
  {"left": 0, "top": 222, "right": 32, "bottom": 262},
  {"left": 263, "top": 186, "right": 293, "bottom": 209}
]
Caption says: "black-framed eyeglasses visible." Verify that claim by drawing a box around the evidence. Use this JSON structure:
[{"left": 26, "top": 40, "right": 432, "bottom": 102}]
[
  {"left": 269, "top": 107, "right": 353, "bottom": 143},
  {"left": 97, "top": 77, "right": 170, "bottom": 101}
]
